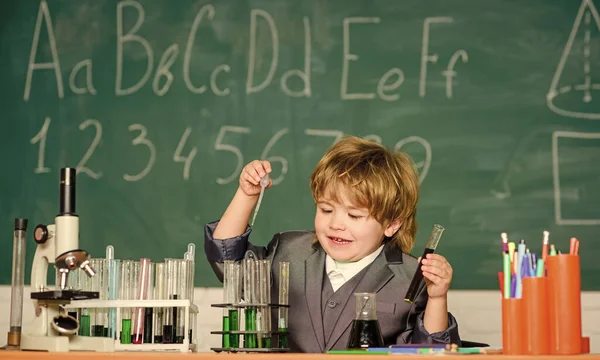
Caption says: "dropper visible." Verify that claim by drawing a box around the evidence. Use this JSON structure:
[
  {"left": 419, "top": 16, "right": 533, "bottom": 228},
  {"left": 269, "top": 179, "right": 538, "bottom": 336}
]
[{"left": 250, "top": 174, "right": 269, "bottom": 227}]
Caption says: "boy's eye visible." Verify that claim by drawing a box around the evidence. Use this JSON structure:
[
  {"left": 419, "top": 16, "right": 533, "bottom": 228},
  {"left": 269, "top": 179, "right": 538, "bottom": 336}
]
[
  {"left": 349, "top": 214, "right": 363, "bottom": 219},
  {"left": 320, "top": 208, "right": 332, "bottom": 213}
]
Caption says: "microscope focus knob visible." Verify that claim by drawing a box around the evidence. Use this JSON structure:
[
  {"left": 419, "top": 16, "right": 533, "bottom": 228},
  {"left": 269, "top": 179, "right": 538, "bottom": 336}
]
[{"left": 33, "top": 224, "right": 49, "bottom": 244}]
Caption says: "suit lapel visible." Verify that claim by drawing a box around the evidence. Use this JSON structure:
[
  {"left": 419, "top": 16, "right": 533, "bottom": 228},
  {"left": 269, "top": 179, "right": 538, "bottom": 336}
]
[
  {"left": 305, "top": 248, "right": 326, "bottom": 352},
  {"left": 325, "top": 251, "right": 395, "bottom": 351}
]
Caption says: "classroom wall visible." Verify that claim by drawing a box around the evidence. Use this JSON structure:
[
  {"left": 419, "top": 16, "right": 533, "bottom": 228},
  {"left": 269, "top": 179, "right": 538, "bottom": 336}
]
[{"left": 1, "top": 286, "right": 599, "bottom": 353}]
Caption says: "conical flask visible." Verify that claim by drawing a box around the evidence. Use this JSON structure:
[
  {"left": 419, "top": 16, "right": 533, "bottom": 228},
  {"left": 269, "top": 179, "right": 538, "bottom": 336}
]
[{"left": 346, "top": 292, "right": 384, "bottom": 349}]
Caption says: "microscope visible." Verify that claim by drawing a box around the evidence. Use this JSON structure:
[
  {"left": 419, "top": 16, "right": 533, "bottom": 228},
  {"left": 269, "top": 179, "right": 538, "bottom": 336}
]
[{"left": 20, "top": 168, "right": 114, "bottom": 352}]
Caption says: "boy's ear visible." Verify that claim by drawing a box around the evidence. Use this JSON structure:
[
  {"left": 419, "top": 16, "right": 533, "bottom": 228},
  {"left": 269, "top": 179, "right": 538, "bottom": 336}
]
[{"left": 384, "top": 219, "right": 402, "bottom": 237}]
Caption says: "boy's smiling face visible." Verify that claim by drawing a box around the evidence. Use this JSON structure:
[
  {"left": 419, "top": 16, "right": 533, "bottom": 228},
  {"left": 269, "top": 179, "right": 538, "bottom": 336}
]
[{"left": 314, "top": 186, "right": 400, "bottom": 262}]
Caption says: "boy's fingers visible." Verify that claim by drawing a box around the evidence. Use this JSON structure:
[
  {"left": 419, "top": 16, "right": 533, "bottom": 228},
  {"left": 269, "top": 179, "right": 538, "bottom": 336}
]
[
  {"left": 426, "top": 253, "right": 447, "bottom": 262},
  {"left": 421, "top": 265, "right": 446, "bottom": 279},
  {"left": 244, "top": 164, "right": 261, "bottom": 184},
  {"left": 261, "top": 160, "right": 272, "bottom": 173},
  {"left": 423, "top": 258, "right": 450, "bottom": 271},
  {"left": 422, "top": 271, "right": 443, "bottom": 284}
]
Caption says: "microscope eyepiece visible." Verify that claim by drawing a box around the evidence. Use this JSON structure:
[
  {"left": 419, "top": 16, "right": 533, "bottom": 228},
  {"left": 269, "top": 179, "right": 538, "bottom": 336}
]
[
  {"left": 59, "top": 168, "right": 77, "bottom": 216},
  {"left": 14, "top": 218, "right": 28, "bottom": 231}
]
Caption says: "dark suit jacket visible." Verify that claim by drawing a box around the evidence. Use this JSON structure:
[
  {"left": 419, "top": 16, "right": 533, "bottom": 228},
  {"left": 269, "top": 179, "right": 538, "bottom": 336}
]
[{"left": 204, "top": 221, "right": 461, "bottom": 353}]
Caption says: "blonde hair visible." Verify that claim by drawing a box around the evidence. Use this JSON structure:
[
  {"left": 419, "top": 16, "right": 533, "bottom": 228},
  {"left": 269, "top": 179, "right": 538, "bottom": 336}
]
[{"left": 309, "top": 136, "right": 419, "bottom": 253}]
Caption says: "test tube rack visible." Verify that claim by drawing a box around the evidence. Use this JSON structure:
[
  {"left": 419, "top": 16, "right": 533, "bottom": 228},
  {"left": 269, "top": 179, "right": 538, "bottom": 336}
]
[
  {"left": 210, "top": 302, "right": 290, "bottom": 353},
  {"left": 64, "top": 298, "right": 198, "bottom": 352}
]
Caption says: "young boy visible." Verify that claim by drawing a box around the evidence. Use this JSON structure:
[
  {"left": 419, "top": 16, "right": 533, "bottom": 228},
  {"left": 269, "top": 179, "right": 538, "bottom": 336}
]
[{"left": 204, "top": 136, "right": 460, "bottom": 352}]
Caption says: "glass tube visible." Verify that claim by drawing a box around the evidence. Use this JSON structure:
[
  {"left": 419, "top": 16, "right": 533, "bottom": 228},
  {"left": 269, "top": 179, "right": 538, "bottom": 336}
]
[
  {"left": 154, "top": 263, "right": 165, "bottom": 344},
  {"left": 404, "top": 224, "right": 445, "bottom": 303},
  {"left": 177, "top": 259, "right": 187, "bottom": 343},
  {"left": 143, "top": 262, "right": 155, "bottom": 343},
  {"left": 243, "top": 258, "right": 257, "bottom": 348},
  {"left": 108, "top": 259, "right": 120, "bottom": 340},
  {"left": 278, "top": 261, "right": 289, "bottom": 348},
  {"left": 8, "top": 219, "right": 27, "bottom": 346},
  {"left": 258, "top": 259, "right": 271, "bottom": 348},
  {"left": 162, "top": 258, "right": 179, "bottom": 344},
  {"left": 185, "top": 254, "right": 195, "bottom": 343},
  {"left": 78, "top": 267, "right": 91, "bottom": 336},
  {"left": 222, "top": 261, "right": 233, "bottom": 348},
  {"left": 90, "top": 258, "right": 105, "bottom": 337},
  {"left": 133, "top": 258, "right": 151, "bottom": 344},
  {"left": 120, "top": 260, "right": 133, "bottom": 344}
]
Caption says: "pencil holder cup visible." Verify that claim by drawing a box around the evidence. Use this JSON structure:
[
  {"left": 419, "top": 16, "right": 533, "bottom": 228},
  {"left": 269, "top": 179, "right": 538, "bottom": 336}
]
[
  {"left": 522, "top": 277, "right": 550, "bottom": 355},
  {"left": 581, "top": 336, "right": 590, "bottom": 354},
  {"left": 546, "top": 254, "right": 582, "bottom": 355},
  {"left": 501, "top": 298, "right": 527, "bottom": 355}
]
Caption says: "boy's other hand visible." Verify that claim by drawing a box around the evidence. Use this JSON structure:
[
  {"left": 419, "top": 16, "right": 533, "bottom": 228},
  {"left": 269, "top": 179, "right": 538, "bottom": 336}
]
[
  {"left": 418, "top": 253, "right": 453, "bottom": 299},
  {"left": 240, "top": 160, "right": 272, "bottom": 196}
]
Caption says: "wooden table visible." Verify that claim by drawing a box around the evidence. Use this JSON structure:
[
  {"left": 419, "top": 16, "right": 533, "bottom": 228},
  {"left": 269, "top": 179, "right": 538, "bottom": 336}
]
[{"left": 1, "top": 351, "right": 599, "bottom": 360}]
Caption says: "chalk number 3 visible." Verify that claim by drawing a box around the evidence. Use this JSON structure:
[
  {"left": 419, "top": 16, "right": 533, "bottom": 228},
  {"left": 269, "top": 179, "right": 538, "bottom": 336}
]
[{"left": 123, "top": 124, "right": 156, "bottom": 182}]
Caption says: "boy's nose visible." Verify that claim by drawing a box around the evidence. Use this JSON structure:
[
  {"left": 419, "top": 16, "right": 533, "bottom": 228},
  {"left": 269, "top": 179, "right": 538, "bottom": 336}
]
[{"left": 329, "top": 215, "right": 346, "bottom": 230}]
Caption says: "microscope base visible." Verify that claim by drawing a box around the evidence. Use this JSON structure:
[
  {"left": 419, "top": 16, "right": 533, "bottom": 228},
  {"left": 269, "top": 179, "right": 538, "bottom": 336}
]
[{"left": 20, "top": 334, "right": 114, "bottom": 353}]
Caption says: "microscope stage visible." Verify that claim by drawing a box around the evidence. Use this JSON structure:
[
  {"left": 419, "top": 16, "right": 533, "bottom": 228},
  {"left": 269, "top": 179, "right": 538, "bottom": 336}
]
[{"left": 31, "top": 289, "right": 99, "bottom": 301}]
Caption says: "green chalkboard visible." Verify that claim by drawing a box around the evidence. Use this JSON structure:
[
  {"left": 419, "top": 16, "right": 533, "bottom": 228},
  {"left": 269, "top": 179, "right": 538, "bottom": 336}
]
[{"left": 1, "top": 0, "right": 600, "bottom": 290}]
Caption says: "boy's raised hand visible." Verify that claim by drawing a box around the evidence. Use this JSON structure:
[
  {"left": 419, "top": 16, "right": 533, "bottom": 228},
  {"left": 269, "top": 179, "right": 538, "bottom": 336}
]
[
  {"left": 419, "top": 253, "right": 453, "bottom": 299},
  {"left": 240, "top": 160, "right": 272, "bottom": 196}
]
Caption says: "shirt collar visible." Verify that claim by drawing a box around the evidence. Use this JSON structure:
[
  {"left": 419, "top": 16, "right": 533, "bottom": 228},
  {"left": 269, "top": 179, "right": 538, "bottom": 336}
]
[{"left": 325, "top": 244, "right": 385, "bottom": 280}]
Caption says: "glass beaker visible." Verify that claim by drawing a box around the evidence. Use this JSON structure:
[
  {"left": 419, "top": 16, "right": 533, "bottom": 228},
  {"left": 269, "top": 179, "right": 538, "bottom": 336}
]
[{"left": 346, "top": 292, "right": 384, "bottom": 349}]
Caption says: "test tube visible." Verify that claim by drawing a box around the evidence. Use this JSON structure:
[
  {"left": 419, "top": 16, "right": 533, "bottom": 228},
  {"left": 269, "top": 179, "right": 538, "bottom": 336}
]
[
  {"left": 133, "top": 258, "right": 151, "bottom": 344},
  {"left": 222, "top": 261, "right": 233, "bottom": 348},
  {"left": 143, "top": 262, "right": 155, "bottom": 343},
  {"left": 243, "top": 258, "right": 258, "bottom": 348},
  {"left": 258, "top": 259, "right": 271, "bottom": 348},
  {"left": 79, "top": 268, "right": 92, "bottom": 336},
  {"left": 153, "top": 263, "right": 165, "bottom": 344},
  {"left": 187, "top": 243, "right": 195, "bottom": 261},
  {"left": 177, "top": 259, "right": 188, "bottom": 343},
  {"left": 7, "top": 218, "right": 27, "bottom": 347},
  {"left": 162, "top": 258, "right": 179, "bottom": 344},
  {"left": 120, "top": 260, "right": 133, "bottom": 344},
  {"left": 278, "top": 261, "right": 289, "bottom": 348},
  {"left": 404, "top": 224, "right": 445, "bottom": 303},
  {"left": 185, "top": 254, "right": 195, "bottom": 342},
  {"left": 226, "top": 261, "right": 241, "bottom": 348},
  {"left": 108, "top": 259, "right": 120, "bottom": 340},
  {"left": 90, "top": 258, "right": 105, "bottom": 336}
]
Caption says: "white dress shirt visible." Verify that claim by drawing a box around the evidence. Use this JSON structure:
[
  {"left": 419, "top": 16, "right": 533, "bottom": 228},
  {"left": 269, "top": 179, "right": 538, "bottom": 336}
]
[{"left": 325, "top": 245, "right": 385, "bottom": 292}]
